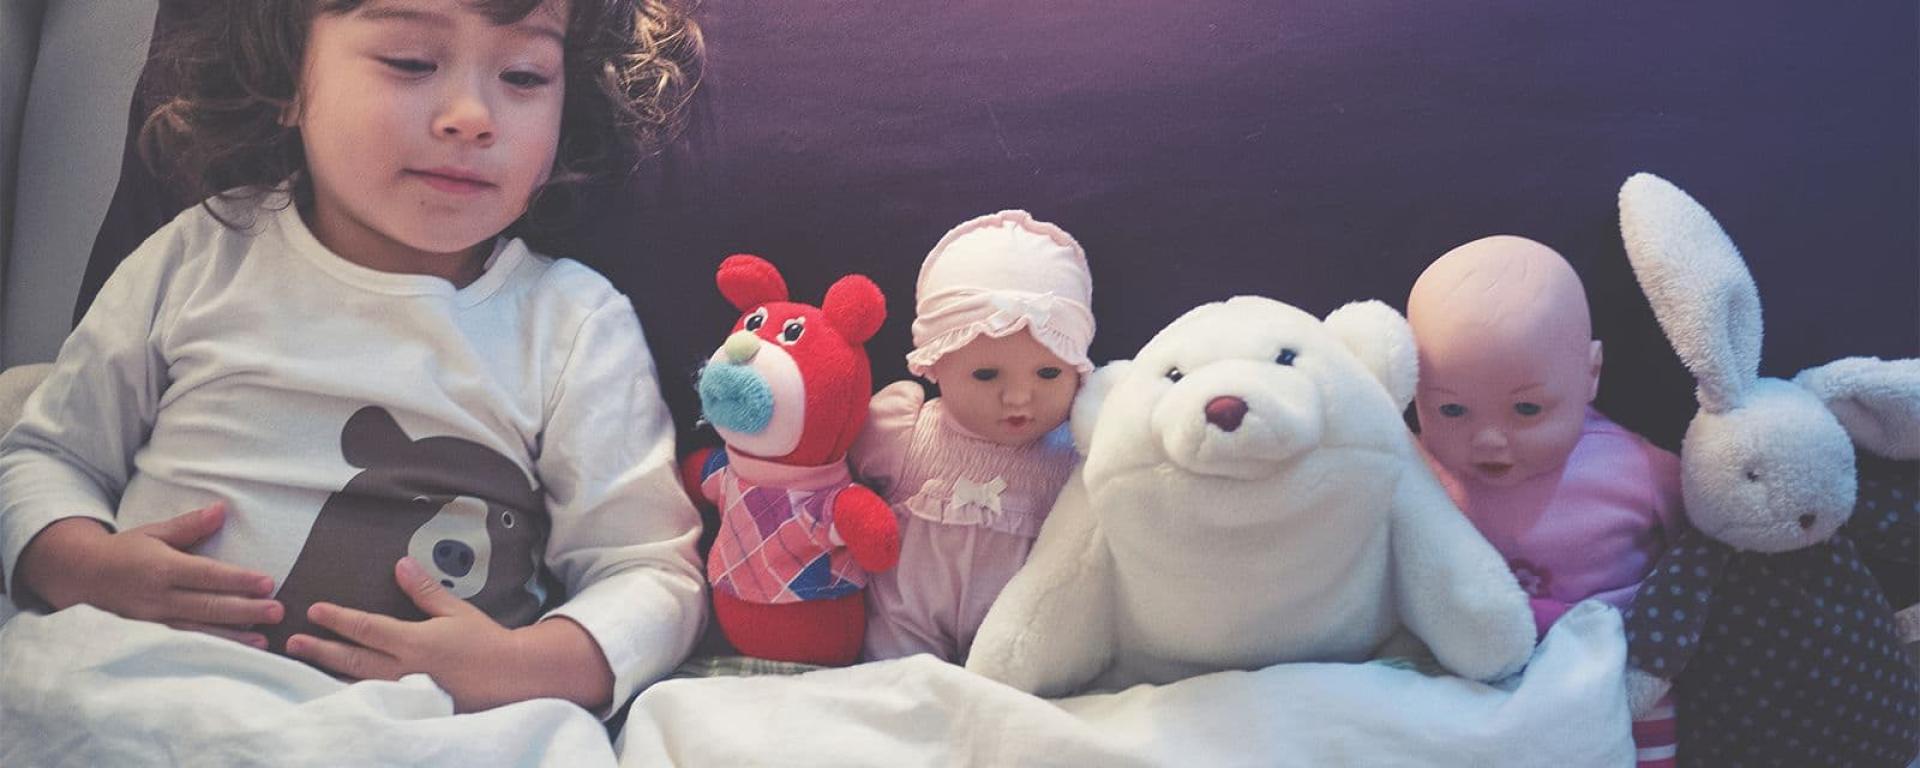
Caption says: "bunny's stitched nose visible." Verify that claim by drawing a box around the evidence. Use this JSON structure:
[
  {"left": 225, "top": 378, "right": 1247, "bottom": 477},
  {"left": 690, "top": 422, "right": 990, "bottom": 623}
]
[
  {"left": 1205, "top": 396, "right": 1249, "bottom": 432},
  {"left": 1796, "top": 514, "right": 1816, "bottom": 531}
]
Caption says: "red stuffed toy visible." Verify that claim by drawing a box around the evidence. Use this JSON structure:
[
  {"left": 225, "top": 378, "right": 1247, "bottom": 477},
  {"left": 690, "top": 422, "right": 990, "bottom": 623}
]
[{"left": 684, "top": 254, "right": 900, "bottom": 665}]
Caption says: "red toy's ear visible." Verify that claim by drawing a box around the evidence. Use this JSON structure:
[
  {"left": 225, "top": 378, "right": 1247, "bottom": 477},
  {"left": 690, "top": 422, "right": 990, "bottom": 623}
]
[
  {"left": 716, "top": 254, "right": 788, "bottom": 311},
  {"left": 821, "top": 274, "right": 886, "bottom": 345}
]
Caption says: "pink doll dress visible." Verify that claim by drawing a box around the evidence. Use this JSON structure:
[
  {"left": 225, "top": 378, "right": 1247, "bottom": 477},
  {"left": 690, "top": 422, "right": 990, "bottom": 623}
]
[
  {"left": 1439, "top": 407, "right": 1686, "bottom": 631},
  {"left": 852, "top": 381, "right": 1078, "bottom": 663}
]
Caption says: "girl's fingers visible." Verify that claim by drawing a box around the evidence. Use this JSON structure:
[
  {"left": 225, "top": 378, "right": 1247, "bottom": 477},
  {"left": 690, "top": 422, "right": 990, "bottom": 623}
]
[
  {"left": 306, "top": 602, "right": 409, "bottom": 653},
  {"left": 166, "top": 621, "right": 269, "bottom": 650},
  {"left": 169, "top": 590, "right": 284, "bottom": 627},
  {"left": 394, "top": 557, "right": 475, "bottom": 619},
  {"left": 169, "top": 553, "right": 275, "bottom": 596},
  {"left": 284, "top": 633, "right": 402, "bottom": 682}
]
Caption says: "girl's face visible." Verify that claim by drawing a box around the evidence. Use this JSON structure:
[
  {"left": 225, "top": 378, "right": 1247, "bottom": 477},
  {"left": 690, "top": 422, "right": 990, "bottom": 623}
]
[
  {"left": 294, "top": 0, "right": 567, "bottom": 281},
  {"left": 930, "top": 330, "right": 1080, "bottom": 447}
]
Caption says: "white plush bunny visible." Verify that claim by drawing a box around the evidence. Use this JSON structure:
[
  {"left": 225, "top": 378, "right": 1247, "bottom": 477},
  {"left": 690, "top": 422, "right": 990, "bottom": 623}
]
[{"left": 1616, "top": 172, "right": 1918, "bottom": 766}]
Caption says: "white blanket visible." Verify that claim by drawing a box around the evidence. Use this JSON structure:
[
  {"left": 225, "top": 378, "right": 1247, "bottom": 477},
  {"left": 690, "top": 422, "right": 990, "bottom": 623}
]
[
  {"left": 0, "top": 605, "right": 616, "bottom": 767},
  {"left": 618, "top": 601, "right": 1633, "bottom": 767},
  {"left": 0, "top": 602, "right": 1632, "bottom": 766}
]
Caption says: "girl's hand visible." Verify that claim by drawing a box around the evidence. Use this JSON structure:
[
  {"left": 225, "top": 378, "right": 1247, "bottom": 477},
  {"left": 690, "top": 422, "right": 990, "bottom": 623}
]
[
  {"left": 287, "top": 558, "right": 613, "bottom": 713},
  {"left": 15, "top": 503, "right": 283, "bottom": 648}
]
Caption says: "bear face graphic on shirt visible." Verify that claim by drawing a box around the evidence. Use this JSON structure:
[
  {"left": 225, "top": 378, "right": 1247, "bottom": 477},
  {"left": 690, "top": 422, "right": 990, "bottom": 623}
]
[{"left": 263, "top": 406, "right": 554, "bottom": 654}]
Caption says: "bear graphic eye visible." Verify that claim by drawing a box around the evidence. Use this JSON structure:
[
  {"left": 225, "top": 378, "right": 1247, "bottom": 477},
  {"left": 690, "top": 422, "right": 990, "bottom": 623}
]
[
  {"left": 743, "top": 308, "right": 768, "bottom": 332},
  {"left": 779, "top": 318, "right": 806, "bottom": 345},
  {"left": 1166, "top": 368, "right": 1184, "bottom": 383},
  {"left": 1275, "top": 348, "right": 1298, "bottom": 366},
  {"left": 502, "top": 510, "right": 517, "bottom": 528}
]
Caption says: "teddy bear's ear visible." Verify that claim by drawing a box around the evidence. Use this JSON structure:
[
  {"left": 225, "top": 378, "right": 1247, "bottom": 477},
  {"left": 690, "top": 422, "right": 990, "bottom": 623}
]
[
  {"left": 821, "top": 274, "right": 886, "bottom": 345},
  {"left": 716, "top": 254, "right": 789, "bottom": 312},
  {"left": 1070, "top": 360, "right": 1132, "bottom": 454},
  {"left": 1793, "top": 357, "right": 1920, "bottom": 460},
  {"left": 340, "top": 406, "right": 412, "bottom": 469},
  {"left": 1323, "top": 300, "right": 1418, "bottom": 410}
]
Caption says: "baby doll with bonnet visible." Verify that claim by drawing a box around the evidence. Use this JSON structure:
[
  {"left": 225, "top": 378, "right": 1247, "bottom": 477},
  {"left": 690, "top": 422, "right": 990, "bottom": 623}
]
[
  {"left": 853, "top": 210, "right": 1094, "bottom": 664},
  {"left": 1407, "top": 235, "right": 1685, "bottom": 768}
]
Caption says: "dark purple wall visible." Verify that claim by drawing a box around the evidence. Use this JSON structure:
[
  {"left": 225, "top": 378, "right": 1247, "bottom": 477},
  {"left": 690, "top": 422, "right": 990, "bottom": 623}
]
[{"left": 90, "top": 0, "right": 1918, "bottom": 454}]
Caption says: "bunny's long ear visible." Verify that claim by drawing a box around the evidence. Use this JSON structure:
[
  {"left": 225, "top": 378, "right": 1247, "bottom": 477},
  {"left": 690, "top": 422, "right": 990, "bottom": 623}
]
[
  {"left": 1618, "top": 173, "right": 1763, "bottom": 414},
  {"left": 1794, "top": 357, "right": 1920, "bottom": 460}
]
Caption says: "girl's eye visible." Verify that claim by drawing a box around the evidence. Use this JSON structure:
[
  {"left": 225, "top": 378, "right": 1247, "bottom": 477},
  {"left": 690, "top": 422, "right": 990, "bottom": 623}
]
[
  {"left": 1438, "top": 404, "right": 1466, "bottom": 418},
  {"left": 743, "top": 310, "right": 766, "bottom": 331},
  {"left": 1166, "top": 368, "right": 1184, "bottom": 383},
  {"left": 779, "top": 319, "right": 806, "bottom": 344},
  {"left": 1513, "top": 402, "right": 1543, "bottom": 417},
  {"left": 1275, "top": 348, "right": 1298, "bottom": 366},
  {"left": 501, "top": 70, "right": 552, "bottom": 88},
  {"left": 1037, "top": 367, "right": 1063, "bottom": 380},
  {"left": 378, "top": 57, "right": 435, "bottom": 75},
  {"left": 972, "top": 369, "right": 999, "bottom": 382}
]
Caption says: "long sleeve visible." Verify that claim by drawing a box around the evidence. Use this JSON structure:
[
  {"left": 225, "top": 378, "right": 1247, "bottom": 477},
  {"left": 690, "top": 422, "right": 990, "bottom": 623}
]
[
  {"left": 847, "top": 381, "right": 925, "bottom": 501},
  {"left": 532, "top": 296, "right": 706, "bottom": 717},
  {"left": 0, "top": 225, "right": 181, "bottom": 602}
]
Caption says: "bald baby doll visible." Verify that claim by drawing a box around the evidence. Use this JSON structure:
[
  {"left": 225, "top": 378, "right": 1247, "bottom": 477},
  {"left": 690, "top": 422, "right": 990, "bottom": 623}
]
[{"left": 1409, "top": 236, "right": 1685, "bottom": 768}]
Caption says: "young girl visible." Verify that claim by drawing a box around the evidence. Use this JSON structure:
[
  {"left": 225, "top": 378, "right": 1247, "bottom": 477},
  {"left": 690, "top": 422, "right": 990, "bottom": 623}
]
[
  {"left": 853, "top": 210, "right": 1094, "bottom": 664},
  {"left": 0, "top": 0, "right": 703, "bottom": 716},
  {"left": 1407, "top": 235, "right": 1683, "bottom": 768}
]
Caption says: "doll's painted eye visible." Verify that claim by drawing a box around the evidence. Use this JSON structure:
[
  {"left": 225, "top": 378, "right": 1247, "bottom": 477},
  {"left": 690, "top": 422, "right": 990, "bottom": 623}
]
[
  {"left": 743, "top": 309, "right": 768, "bottom": 331},
  {"left": 1166, "top": 368, "right": 1184, "bottom": 383},
  {"left": 1513, "top": 402, "right": 1542, "bottom": 416},
  {"left": 1438, "top": 404, "right": 1466, "bottom": 418},
  {"left": 1275, "top": 348, "right": 1298, "bottom": 366},
  {"left": 779, "top": 318, "right": 806, "bottom": 344},
  {"left": 1037, "top": 367, "right": 1063, "bottom": 380},
  {"left": 972, "top": 368, "right": 999, "bottom": 382}
]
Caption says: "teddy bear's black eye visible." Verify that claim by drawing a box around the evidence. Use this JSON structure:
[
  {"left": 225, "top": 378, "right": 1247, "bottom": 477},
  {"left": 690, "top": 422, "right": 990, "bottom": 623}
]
[
  {"left": 743, "top": 308, "right": 767, "bottom": 331},
  {"left": 1166, "top": 368, "right": 1184, "bottom": 383},
  {"left": 779, "top": 319, "right": 806, "bottom": 344},
  {"left": 1275, "top": 348, "right": 1298, "bottom": 366},
  {"left": 502, "top": 511, "right": 517, "bottom": 528},
  {"left": 1744, "top": 469, "right": 1760, "bottom": 482}
]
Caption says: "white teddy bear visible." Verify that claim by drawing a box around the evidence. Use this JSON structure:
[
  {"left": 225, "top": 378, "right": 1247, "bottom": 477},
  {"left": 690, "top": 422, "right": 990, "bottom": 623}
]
[{"left": 966, "top": 296, "right": 1537, "bottom": 696}]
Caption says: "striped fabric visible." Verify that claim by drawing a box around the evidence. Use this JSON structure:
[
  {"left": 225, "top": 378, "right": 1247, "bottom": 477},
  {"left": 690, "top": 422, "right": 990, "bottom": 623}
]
[{"left": 1633, "top": 694, "right": 1677, "bottom": 768}]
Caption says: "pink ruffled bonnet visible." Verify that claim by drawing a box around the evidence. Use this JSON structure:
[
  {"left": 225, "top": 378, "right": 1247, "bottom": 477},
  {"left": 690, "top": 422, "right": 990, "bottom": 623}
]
[{"left": 906, "top": 210, "right": 1095, "bottom": 381}]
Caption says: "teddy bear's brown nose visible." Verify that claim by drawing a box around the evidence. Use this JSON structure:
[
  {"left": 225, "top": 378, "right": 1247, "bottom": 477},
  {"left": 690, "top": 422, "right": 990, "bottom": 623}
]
[
  {"left": 1205, "top": 396, "right": 1249, "bottom": 432},
  {"left": 1797, "top": 514, "right": 1816, "bottom": 530}
]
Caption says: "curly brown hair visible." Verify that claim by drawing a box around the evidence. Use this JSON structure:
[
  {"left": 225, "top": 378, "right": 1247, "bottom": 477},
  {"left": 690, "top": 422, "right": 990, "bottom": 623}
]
[{"left": 138, "top": 0, "right": 702, "bottom": 228}]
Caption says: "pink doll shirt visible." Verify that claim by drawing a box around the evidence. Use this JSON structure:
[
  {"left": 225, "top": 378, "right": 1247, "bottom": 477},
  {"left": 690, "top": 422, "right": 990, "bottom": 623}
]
[
  {"left": 1435, "top": 407, "right": 1685, "bottom": 637},
  {"left": 702, "top": 448, "right": 869, "bottom": 604},
  {"left": 851, "top": 381, "right": 1078, "bottom": 663}
]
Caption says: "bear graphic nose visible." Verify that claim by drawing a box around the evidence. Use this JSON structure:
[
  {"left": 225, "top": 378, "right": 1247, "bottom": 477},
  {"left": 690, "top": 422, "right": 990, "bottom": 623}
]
[
  {"left": 1205, "top": 396, "right": 1249, "bottom": 432},
  {"left": 433, "top": 540, "right": 476, "bottom": 578}
]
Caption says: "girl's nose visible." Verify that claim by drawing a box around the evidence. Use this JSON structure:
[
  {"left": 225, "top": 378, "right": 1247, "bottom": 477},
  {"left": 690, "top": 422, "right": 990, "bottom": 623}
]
[
  {"left": 1470, "top": 425, "right": 1508, "bottom": 451},
  {"left": 433, "top": 82, "right": 495, "bottom": 144},
  {"left": 1001, "top": 384, "right": 1033, "bottom": 406}
]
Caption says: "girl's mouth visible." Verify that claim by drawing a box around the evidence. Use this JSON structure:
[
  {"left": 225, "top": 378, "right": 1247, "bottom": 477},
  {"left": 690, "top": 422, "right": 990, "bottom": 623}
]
[
  {"left": 1475, "top": 462, "right": 1513, "bottom": 478},
  {"left": 1003, "top": 416, "right": 1032, "bottom": 429},
  {"left": 407, "top": 168, "right": 496, "bottom": 195}
]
